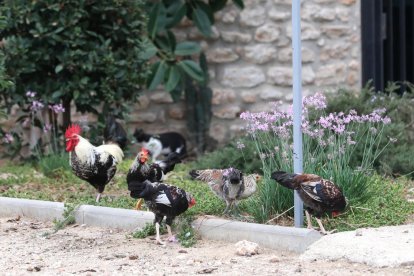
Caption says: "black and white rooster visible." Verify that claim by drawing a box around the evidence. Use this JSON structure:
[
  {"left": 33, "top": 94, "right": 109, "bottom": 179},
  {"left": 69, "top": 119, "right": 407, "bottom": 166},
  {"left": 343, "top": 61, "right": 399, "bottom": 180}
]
[
  {"left": 132, "top": 181, "right": 195, "bottom": 245},
  {"left": 127, "top": 148, "right": 182, "bottom": 209},
  {"left": 65, "top": 117, "right": 126, "bottom": 202}
]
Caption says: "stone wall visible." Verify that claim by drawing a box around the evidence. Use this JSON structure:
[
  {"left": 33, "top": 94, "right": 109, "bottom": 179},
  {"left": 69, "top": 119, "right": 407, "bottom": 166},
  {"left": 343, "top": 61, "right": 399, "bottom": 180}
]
[{"left": 130, "top": 0, "right": 361, "bottom": 148}]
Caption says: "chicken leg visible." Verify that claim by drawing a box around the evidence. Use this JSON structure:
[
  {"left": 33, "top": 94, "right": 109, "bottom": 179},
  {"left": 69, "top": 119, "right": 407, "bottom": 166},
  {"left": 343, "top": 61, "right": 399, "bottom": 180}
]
[
  {"left": 305, "top": 210, "right": 313, "bottom": 229},
  {"left": 155, "top": 222, "right": 165, "bottom": 245},
  {"left": 135, "top": 199, "right": 143, "bottom": 210},
  {"left": 96, "top": 193, "right": 102, "bottom": 203}
]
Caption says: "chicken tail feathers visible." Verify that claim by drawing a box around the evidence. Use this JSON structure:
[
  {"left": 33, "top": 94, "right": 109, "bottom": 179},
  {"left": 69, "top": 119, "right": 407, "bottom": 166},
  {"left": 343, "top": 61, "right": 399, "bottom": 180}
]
[
  {"left": 160, "top": 152, "right": 182, "bottom": 174},
  {"left": 271, "top": 171, "right": 299, "bottom": 190},
  {"left": 103, "top": 115, "right": 128, "bottom": 151}
]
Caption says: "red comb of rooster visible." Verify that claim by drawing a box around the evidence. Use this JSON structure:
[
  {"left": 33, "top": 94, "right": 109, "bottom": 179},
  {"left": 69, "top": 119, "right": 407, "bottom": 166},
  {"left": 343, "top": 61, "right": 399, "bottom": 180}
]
[
  {"left": 140, "top": 148, "right": 149, "bottom": 155},
  {"left": 65, "top": 124, "right": 81, "bottom": 138}
]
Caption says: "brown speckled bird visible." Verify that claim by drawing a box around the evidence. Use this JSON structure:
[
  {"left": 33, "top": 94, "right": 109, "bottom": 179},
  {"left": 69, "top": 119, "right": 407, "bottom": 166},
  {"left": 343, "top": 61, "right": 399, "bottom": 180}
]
[
  {"left": 189, "top": 168, "right": 261, "bottom": 214},
  {"left": 271, "top": 171, "right": 347, "bottom": 234}
]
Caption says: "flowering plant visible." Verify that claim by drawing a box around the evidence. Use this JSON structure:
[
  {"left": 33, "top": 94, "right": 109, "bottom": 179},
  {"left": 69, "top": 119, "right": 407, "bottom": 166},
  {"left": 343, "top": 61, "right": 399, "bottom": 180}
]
[
  {"left": 1, "top": 90, "right": 66, "bottom": 159},
  {"left": 239, "top": 93, "right": 394, "bottom": 222}
]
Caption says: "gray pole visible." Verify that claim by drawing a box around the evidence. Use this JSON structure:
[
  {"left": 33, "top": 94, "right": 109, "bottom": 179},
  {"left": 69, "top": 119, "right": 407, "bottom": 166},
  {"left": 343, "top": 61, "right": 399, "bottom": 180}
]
[{"left": 292, "top": 0, "right": 304, "bottom": 227}]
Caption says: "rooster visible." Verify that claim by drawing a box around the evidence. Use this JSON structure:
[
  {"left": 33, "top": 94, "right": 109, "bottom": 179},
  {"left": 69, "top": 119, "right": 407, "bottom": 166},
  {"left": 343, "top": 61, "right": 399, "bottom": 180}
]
[
  {"left": 189, "top": 168, "right": 261, "bottom": 214},
  {"left": 271, "top": 171, "right": 347, "bottom": 234},
  {"left": 131, "top": 181, "right": 195, "bottom": 245},
  {"left": 65, "top": 118, "right": 126, "bottom": 202},
  {"left": 127, "top": 148, "right": 182, "bottom": 210}
]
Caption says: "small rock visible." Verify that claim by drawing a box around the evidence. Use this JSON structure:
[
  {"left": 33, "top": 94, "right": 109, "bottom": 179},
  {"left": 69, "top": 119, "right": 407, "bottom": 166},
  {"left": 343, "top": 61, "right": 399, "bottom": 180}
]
[
  {"left": 197, "top": 267, "right": 218, "bottom": 274},
  {"left": 269, "top": 257, "right": 280, "bottom": 263},
  {"left": 178, "top": 249, "right": 188, "bottom": 254},
  {"left": 34, "top": 266, "right": 41, "bottom": 272},
  {"left": 129, "top": 255, "right": 138, "bottom": 260},
  {"left": 114, "top": 253, "right": 126, "bottom": 258},
  {"left": 403, "top": 230, "right": 409, "bottom": 233},
  {"left": 355, "top": 229, "right": 363, "bottom": 236},
  {"left": 235, "top": 240, "right": 259, "bottom": 256}
]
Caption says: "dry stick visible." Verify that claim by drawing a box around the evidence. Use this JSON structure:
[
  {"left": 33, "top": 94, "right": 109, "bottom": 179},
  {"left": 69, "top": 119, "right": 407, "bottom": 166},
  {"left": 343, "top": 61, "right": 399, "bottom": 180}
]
[{"left": 266, "top": 206, "right": 294, "bottom": 224}]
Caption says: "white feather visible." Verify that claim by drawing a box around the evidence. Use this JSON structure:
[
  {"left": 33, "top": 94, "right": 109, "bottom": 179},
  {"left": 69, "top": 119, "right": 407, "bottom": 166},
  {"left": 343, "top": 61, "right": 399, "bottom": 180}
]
[
  {"left": 97, "top": 144, "right": 124, "bottom": 163},
  {"left": 142, "top": 138, "right": 162, "bottom": 160},
  {"left": 155, "top": 192, "right": 171, "bottom": 206},
  {"left": 74, "top": 136, "right": 96, "bottom": 165}
]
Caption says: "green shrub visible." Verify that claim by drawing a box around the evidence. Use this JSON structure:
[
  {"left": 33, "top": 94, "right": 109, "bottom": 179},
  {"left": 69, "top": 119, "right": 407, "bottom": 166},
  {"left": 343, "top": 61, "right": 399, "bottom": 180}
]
[
  {"left": 240, "top": 93, "right": 392, "bottom": 222},
  {"left": 194, "top": 137, "right": 263, "bottom": 174},
  {"left": 326, "top": 82, "right": 414, "bottom": 178},
  {"left": 37, "top": 153, "right": 71, "bottom": 178},
  {"left": 1, "top": 0, "right": 148, "bottom": 129}
]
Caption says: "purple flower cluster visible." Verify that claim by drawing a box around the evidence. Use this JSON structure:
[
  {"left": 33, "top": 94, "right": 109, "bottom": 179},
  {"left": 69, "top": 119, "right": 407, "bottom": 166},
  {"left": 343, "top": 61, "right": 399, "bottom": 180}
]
[
  {"left": 43, "top": 123, "right": 52, "bottom": 133},
  {"left": 2, "top": 133, "right": 14, "bottom": 144},
  {"left": 49, "top": 104, "right": 65, "bottom": 114},
  {"left": 236, "top": 141, "right": 245, "bottom": 149},
  {"left": 302, "top": 92, "right": 327, "bottom": 110},
  {"left": 30, "top": 100, "right": 44, "bottom": 112},
  {"left": 26, "top": 91, "right": 36, "bottom": 98}
]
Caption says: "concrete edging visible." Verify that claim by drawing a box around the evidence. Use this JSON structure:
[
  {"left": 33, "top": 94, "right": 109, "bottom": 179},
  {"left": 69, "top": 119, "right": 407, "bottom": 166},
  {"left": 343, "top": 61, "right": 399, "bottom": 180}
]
[{"left": 0, "top": 197, "right": 321, "bottom": 253}]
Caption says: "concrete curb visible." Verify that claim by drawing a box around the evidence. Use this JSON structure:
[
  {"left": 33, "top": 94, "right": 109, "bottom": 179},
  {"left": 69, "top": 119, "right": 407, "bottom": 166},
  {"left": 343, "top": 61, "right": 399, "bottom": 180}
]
[
  {"left": 193, "top": 217, "right": 321, "bottom": 253},
  {"left": 0, "top": 197, "right": 321, "bottom": 253}
]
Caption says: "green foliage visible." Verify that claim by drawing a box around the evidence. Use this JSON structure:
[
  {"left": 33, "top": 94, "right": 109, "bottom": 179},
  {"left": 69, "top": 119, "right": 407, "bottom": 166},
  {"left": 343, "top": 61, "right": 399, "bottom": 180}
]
[
  {"left": 132, "top": 223, "right": 162, "bottom": 239},
  {"left": 194, "top": 137, "right": 263, "bottom": 174},
  {"left": 326, "top": 176, "right": 414, "bottom": 231},
  {"left": 1, "top": 0, "right": 148, "bottom": 126},
  {"left": 326, "top": 82, "right": 414, "bottom": 178},
  {"left": 175, "top": 215, "right": 197, "bottom": 247},
  {"left": 144, "top": 0, "right": 245, "bottom": 94},
  {"left": 241, "top": 93, "right": 392, "bottom": 222},
  {"left": 37, "top": 152, "right": 71, "bottom": 178},
  {"left": 185, "top": 54, "right": 213, "bottom": 154}
]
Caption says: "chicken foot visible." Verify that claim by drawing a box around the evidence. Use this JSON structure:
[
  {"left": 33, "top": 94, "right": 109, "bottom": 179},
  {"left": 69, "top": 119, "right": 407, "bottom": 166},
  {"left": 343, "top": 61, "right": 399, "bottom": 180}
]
[
  {"left": 166, "top": 225, "right": 178, "bottom": 242},
  {"left": 315, "top": 217, "right": 337, "bottom": 235}
]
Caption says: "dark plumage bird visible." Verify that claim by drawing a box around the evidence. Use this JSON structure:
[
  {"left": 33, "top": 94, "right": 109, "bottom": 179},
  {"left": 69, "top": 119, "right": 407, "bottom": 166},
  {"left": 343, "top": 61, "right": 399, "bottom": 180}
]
[
  {"left": 271, "top": 171, "right": 346, "bottom": 234},
  {"left": 131, "top": 181, "right": 195, "bottom": 245},
  {"left": 103, "top": 115, "right": 128, "bottom": 150},
  {"left": 127, "top": 148, "right": 182, "bottom": 209}
]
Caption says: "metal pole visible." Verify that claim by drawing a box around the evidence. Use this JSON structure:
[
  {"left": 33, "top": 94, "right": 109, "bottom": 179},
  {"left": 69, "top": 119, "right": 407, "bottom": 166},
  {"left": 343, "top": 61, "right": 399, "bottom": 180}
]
[{"left": 292, "top": 0, "right": 304, "bottom": 228}]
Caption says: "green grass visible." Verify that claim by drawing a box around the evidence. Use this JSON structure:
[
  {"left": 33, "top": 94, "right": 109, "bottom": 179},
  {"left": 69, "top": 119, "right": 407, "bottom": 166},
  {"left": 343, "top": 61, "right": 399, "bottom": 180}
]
[{"left": 0, "top": 157, "right": 412, "bottom": 235}]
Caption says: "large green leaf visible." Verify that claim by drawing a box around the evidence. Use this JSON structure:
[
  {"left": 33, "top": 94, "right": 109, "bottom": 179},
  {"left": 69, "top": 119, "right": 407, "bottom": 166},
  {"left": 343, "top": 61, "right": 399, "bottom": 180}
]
[
  {"left": 139, "top": 39, "right": 158, "bottom": 60},
  {"left": 192, "top": 7, "right": 212, "bottom": 37},
  {"left": 148, "top": 3, "right": 167, "bottom": 39},
  {"left": 178, "top": 60, "right": 204, "bottom": 82},
  {"left": 174, "top": 41, "right": 201, "bottom": 56},
  {"left": 165, "top": 65, "right": 181, "bottom": 92},
  {"left": 232, "top": 0, "right": 245, "bottom": 9},
  {"left": 209, "top": 0, "right": 228, "bottom": 12},
  {"left": 148, "top": 61, "right": 167, "bottom": 90},
  {"left": 165, "top": 3, "right": 187, "bottom": 28}
]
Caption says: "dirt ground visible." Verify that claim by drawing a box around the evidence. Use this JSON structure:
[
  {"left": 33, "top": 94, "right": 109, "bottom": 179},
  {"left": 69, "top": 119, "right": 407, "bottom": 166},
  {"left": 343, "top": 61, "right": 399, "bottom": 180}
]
[{"left": 0, "top": 217, "right": 413, "bottom": 275}]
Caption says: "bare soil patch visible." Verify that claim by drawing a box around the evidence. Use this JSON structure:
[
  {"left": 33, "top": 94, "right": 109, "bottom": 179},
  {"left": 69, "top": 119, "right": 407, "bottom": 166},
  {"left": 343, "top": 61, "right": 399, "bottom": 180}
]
[{"left": 0, "top": 217, "right": 412, "bottom": 275}]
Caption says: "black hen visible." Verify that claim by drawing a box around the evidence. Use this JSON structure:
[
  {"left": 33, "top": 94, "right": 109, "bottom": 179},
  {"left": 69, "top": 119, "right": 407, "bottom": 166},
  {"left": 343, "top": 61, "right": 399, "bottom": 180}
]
[
  {"left": 103, "top": 115, "right": 128, "bottom": 150},
  {"left": 134, "top": 181, "right": 195, "bottom": 245},
  {"left": 271, "top": 171, "right": 347, "bottom": 234},
  {"left": 127, "top": 148, "right": 182, "bottom": 209}
]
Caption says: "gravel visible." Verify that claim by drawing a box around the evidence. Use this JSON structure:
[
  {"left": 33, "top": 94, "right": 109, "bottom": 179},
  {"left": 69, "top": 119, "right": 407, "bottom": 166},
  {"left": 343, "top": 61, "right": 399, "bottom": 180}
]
[{"left": 1, "top": 217, "right": 413, "bottom": 275}]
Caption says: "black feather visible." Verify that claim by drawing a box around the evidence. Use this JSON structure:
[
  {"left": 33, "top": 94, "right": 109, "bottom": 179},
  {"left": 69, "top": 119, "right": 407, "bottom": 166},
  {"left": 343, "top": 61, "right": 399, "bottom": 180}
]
[
  {"left": 270, "top": 171, "right": 299, "bottom": 190},
  {"left": 103, "top": 115, "right": 128, "bottom": 150}
]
